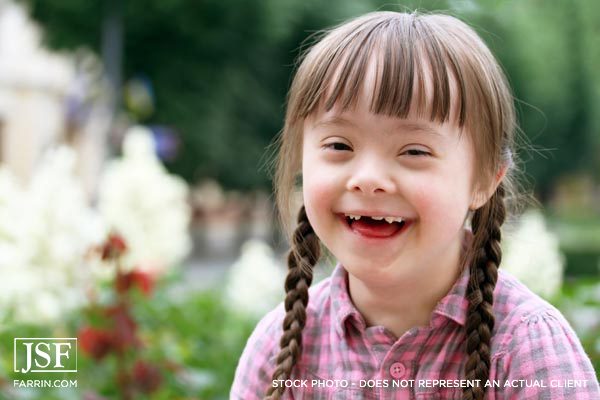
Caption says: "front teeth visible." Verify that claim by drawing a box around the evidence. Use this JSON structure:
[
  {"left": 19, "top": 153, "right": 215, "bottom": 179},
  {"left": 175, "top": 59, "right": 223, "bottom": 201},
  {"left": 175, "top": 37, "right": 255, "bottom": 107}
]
[
  {"left": 385, "top": 217, "right": 404, "bottom": 223},
  {"left": 345, "top": 214, "right": 404, "bottom": 224}
]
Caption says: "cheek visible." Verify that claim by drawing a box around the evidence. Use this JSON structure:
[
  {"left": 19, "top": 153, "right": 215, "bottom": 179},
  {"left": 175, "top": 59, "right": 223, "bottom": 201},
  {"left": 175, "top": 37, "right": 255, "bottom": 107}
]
[
  {"left": 412, "top": 182, "right": 439, "bottom": 218},
  {"left": 412, "top": 177, "right": 469, "bottom": 222},
  {"left": 302, "top": 180, "right": 334, "bottom": 245},
  {"left": 301, "top": 153, "right": 340, "bottom": 211},
  {"left": 301, "top": 164, "right": 341, "bottom": 237},
  {"left": 302, "top": 175, "right": 334, "bottom": 217}
]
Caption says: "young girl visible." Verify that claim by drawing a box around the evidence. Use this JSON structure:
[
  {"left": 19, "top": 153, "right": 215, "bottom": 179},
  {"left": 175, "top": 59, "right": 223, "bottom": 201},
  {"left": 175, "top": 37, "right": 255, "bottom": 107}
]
[{"left": 232, "top": 11, "right": 600, "bottom": 400}]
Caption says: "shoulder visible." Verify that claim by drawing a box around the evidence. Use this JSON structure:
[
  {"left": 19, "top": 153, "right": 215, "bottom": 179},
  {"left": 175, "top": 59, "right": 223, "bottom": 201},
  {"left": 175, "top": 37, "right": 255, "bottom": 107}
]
[
  {"left": 230, "top": 275, "right": 335, "bottom": 399},
  {"left": 492, "top": 269, "right": 580, "bottom": 352},
  {"left": 492, "top": 268, "right": 561, "bottom": 338},
  {"left": 230, "top": 304, "right": 284, "bottom": 399},
  {"left": 490, "top": 270, "right": 600, "bottom": 397}
]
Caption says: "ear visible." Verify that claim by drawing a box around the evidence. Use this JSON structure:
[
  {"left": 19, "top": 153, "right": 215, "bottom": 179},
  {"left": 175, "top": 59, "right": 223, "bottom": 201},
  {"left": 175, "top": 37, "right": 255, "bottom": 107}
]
[{"left": 469, "top": 163, "right": 508, "bottom": 211}]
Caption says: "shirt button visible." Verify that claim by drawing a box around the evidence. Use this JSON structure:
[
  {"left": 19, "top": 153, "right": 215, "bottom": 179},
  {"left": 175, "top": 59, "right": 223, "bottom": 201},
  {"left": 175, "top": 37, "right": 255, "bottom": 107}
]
[{"left": 389, "top": 362, "right": 406, "bottom": 379}]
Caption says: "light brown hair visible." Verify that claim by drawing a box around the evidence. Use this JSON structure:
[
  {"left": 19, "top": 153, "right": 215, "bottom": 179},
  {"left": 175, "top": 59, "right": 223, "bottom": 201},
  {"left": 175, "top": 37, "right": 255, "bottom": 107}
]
[{"left": 268, "top": 11, "right": 525, "bottom": 400}]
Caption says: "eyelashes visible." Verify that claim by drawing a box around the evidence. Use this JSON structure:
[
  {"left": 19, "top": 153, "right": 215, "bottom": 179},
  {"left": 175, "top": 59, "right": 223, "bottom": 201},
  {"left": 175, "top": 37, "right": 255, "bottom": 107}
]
[
  {"left": 403, "top": 149, "right": 431, "bottom": 157},
  {"left": 323, "top": 142, "right": 352, "bottom": 151},
  {"left": 322, "top": 142, "right": 431, "bottom": 157}
]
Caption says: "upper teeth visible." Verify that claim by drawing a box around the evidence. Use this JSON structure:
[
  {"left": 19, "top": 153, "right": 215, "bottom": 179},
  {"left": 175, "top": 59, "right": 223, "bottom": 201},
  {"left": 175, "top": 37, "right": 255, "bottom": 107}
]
[{"left": 345, "top": 214, "right": 404, "bottom": 223}]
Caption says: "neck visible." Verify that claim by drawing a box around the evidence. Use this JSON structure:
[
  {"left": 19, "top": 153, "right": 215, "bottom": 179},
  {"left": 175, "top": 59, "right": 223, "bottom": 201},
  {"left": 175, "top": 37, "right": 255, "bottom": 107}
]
[{"left": 347, "top": 232, "right": 466, "bottom": 339}]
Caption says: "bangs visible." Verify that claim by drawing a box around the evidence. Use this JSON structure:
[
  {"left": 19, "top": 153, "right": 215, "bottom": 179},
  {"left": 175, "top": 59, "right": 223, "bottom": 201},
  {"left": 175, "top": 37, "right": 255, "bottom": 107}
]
[{"left": 291, "top": 13, "right": 467, "bottom": 127}]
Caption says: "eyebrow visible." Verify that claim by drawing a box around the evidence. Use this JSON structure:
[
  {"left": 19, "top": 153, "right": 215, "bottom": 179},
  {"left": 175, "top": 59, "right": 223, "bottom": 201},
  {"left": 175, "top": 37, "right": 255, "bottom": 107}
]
[
  {"left": 394, "top": 121, "right": 444, "bottom": 137},
  {"left": 312, "top": 116, "right": 444, "bottom": 137},
  {"left": 312, "top": 116, "right": 358, "bottom": 129}
]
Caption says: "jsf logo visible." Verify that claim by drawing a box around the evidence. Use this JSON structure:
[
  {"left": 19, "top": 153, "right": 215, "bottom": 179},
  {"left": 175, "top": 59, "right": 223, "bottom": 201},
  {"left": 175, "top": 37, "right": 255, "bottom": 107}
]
[{"left": 14, "top": 338, "right": 77, "bottom": 373}]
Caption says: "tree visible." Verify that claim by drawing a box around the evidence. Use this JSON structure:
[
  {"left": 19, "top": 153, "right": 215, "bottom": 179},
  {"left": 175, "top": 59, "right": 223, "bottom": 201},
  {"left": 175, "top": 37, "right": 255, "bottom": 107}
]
[{"left": 23, "top": 0, "right": 600, "bottom": 196}]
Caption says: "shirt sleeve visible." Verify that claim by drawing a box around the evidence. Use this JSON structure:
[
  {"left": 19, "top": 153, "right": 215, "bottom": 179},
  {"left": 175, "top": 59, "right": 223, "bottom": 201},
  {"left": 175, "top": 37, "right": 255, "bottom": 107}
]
[
  {"left": 230, "top": 304, "right": 284, "bottom": 399},
  {"left": 496, "top": 307, "right": 600, "bottom": 399}
]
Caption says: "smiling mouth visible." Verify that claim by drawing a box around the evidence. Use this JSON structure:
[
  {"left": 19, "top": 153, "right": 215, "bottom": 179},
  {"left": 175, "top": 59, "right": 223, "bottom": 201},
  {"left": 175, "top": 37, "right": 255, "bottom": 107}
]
[{"left": 341, "top": 215, "right": 410, "bottom": 238}]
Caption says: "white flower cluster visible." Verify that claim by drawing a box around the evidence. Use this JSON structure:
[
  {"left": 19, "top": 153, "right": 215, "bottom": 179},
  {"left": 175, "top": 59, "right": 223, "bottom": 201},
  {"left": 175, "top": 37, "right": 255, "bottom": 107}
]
[
  {"left": 0, "top": 147, "right": 105, "bottom": 323},
  {"left": 98, "top": 126, "right": 192, "bottom": 275},
  {"left": 0, "top": 126, "right": 193, "bottom": 324},
  {"left": 225, "top": 239, "right": 286, "bottom": 318},
  {"left": 502, "top": 209, "right": 565, "bottom": 299}
]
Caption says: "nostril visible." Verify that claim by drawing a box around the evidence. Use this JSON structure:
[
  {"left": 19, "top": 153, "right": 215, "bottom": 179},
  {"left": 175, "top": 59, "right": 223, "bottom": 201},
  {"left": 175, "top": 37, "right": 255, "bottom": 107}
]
[{"left": 347, "top": 178, "right": 396, "bottom": 194}]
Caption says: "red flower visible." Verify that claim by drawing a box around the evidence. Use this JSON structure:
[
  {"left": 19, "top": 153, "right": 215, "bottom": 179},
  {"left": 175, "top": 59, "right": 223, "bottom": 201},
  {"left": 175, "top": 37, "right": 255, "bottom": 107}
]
[
  {"left": 115, "top": 269, "right": 155, "bottom": 296},
  {"left": 130, "top": 270, "right": 155, "bottom": 296},
  {"left": 132, "top": 360, "right": 162, "bottom": 393},
  {"left": 79, "top": 326, "right": 113, "bottom": 360},
  {"left": 101, "top": 233, "right": 127, "bottom": 261}
]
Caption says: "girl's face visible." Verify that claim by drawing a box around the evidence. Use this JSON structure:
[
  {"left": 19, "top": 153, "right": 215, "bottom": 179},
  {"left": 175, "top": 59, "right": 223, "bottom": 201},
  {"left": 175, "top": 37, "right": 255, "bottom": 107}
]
[{"left": 302, "top": 92, "right": 485, "bottom": 288}]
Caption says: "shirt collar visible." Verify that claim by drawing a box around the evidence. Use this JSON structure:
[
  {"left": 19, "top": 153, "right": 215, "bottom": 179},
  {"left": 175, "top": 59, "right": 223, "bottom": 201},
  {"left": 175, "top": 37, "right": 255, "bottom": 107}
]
[
  {"left": 330, "top": 229, "right": 473, "bottom": 336},
  {"left": 430, "top": 251, "right": 470, "bottom": 326},
  {"left": 330, "top": 263, "right": 365, "bottom": 337},
  {"left": 432, "top": 229, "right": 472, "bottom": 326}
]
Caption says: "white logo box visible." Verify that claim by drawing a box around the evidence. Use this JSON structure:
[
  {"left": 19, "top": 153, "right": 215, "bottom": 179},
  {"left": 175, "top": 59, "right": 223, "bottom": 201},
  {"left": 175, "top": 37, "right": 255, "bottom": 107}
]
[{"left": 14, "top": 338, "right": 78, "bottom": 373}]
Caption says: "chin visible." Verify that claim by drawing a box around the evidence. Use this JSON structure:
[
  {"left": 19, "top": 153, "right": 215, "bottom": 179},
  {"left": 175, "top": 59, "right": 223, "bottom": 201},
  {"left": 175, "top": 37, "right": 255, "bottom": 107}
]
[{"left": 342, "top": 256, "right": 398, "bottom": 277}]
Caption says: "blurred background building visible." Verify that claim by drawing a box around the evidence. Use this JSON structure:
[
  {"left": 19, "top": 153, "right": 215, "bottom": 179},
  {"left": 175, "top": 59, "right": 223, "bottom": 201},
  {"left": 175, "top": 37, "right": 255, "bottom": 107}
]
[{"left": 0, "top": 1, "right": 110, "bottom": 196}]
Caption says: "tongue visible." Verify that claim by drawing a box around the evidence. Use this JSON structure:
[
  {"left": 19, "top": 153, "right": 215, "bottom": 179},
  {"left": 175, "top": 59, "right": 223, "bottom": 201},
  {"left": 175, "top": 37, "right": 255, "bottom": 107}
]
[{"left": 351, "top": 219, "right": 402, "bottom": 238}]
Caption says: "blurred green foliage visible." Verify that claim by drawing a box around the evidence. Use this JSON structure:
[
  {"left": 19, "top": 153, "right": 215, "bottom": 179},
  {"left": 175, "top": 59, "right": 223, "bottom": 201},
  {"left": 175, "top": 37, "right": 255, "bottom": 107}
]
[
  {"left": 553, "top": 277, "right": 600, "bottom": 377},
  {"left": 0, "top": 279, "right": 256, "bottom": 399},
  {"left": 21, "top": 0, "right": 600, "bottom": 196},
  {"left": 131, "top": 287, "right": 256, "bottom": 399},
  {"left": 548, "top": 214, "right": 600, "bottom": 276}
]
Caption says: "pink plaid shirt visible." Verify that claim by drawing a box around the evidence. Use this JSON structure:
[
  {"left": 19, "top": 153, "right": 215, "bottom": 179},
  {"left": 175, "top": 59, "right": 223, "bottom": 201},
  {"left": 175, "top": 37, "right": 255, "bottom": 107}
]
[{"left": 232, "top": 241, "right": 600, "bottom": 399}]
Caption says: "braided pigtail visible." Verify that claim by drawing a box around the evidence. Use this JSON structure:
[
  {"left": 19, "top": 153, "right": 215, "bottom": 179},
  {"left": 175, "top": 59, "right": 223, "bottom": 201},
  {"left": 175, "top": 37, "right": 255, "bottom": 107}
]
[
  {"left": 265, "top": 206, "right": 321, "bottom": 399},
  {"left": 462, "top": 183, "right": 506, "bottom": 400}
]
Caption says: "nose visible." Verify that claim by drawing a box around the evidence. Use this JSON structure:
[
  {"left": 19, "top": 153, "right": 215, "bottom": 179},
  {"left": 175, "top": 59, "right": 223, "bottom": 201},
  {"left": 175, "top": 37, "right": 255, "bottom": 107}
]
[{"left": 346, "top": 157, "right": 397, "bottom": 195}]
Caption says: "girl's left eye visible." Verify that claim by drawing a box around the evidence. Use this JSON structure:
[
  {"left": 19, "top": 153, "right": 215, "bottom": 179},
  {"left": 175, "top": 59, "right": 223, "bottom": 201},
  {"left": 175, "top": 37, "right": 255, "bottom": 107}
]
[
  {"left": 323, "top": 142, "right": 352, "bottom": 151},
  {"left": 403, "top": 148, "right": 431, "bottom": 157}
]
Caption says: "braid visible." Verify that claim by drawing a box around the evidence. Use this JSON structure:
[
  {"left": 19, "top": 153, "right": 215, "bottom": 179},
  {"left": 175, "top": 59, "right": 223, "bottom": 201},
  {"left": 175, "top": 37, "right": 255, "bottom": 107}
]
[
  {"left": 265, "top": 206, "right": 320, "bottom": 399},
  {"left": 463, "top": 183, "right": 506, "bottom": 400}
]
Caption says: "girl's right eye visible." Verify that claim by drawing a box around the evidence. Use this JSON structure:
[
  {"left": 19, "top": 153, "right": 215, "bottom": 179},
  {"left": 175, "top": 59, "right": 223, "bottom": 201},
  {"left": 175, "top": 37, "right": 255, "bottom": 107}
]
[{"left": 323, "top": 142, "right": 352, "bottom": 151}]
